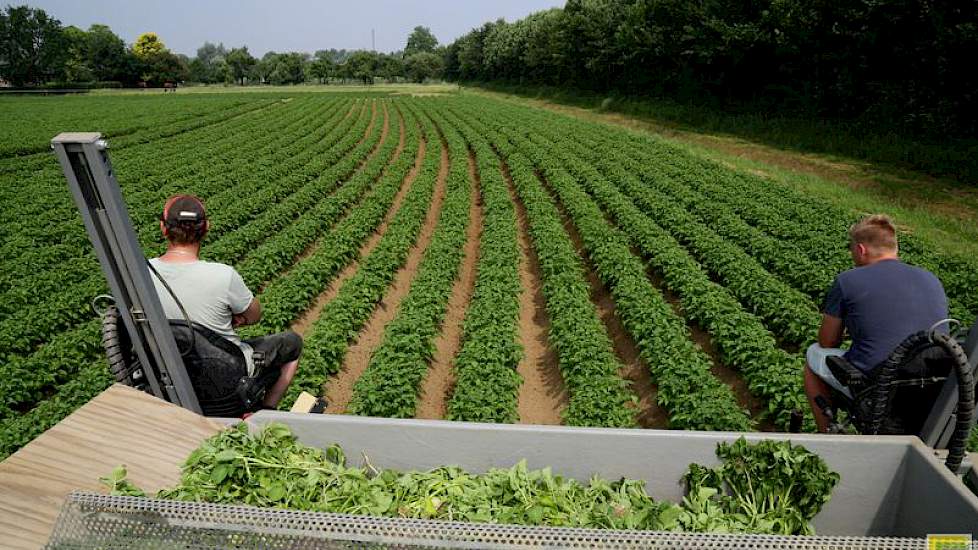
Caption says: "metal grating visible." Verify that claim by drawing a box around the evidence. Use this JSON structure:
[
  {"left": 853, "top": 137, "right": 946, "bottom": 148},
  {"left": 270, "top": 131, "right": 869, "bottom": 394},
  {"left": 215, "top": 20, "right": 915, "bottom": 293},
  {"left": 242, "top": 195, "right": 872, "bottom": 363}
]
[{"left": 45, "top": 491, "right": 972, "bottom": 550}]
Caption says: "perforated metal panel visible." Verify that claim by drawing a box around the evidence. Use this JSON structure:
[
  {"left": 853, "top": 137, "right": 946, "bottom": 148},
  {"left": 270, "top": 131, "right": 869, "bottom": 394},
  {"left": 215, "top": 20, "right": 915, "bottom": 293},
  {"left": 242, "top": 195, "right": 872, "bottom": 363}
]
[{"left": 45, "top": 492, "right": 974, "bottom": 549}]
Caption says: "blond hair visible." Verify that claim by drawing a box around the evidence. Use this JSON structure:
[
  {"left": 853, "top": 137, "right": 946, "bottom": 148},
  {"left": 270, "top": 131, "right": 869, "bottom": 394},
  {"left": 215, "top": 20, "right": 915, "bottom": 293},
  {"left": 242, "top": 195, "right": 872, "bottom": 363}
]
[{"left": 848, "top": 214, "right": 898, "bottom": 254}]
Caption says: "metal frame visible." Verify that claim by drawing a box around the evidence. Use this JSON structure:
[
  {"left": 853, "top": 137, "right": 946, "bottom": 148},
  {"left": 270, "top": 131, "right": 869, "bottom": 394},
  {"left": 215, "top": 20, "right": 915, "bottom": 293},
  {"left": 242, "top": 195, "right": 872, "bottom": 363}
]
[
  {"left": 51, "top": 132, "right": 201, "bottom": 413},
  {"left": 46, "top": 492, "right": 977, "bottom": 549}
]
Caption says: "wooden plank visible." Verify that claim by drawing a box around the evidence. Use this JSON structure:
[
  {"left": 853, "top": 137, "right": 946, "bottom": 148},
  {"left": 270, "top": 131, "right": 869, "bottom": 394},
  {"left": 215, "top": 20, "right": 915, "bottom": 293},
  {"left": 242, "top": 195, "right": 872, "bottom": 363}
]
[{"left": 0, "top": 384, "right": 224, "bottom": 549}]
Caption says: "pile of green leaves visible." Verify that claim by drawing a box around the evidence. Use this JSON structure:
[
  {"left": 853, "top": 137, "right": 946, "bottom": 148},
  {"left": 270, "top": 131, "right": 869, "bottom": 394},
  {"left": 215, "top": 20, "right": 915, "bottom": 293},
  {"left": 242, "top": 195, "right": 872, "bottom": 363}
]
[
  {"left": 106, "top": 424, "right": 839, "bottom": 535},
  {"left": 679, "top": 438, "right": 840, "bottom": 534}
]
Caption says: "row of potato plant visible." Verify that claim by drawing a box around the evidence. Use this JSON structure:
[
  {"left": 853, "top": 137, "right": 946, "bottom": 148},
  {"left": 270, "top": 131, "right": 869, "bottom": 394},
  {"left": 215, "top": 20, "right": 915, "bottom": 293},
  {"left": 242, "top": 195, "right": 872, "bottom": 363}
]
[
  {"left": 465, "top": 114, "right": 636, "bottom": 428},
  {"left": 0, "top": 98, "right": 348, "bottom": 302},
  {"left": 517, "top": 114, "right": 810, "bottom": 429},
  {"left": 0, "top": 96, "right": 344, "bottom": 271},
  {"left": 275, "top": 103, "right": 440, "bottom": 408},
  {"left": 470, "top": 102, "right": 752, "bottom": 431},
  {"left": 0, "top": 99, "right": 362, "bottom": 360},
  {"left": 205, "top": 105, "right": 392, "bottom": 266},
  {"left": 533, "top": 126, "right": 821, "bottom": 347},
  {"left": 247, "top": 106, "right": 423, "bottom": 338},
  {"left": 442, "top": 107, "right": 524, "bottom": 424},
  {"left": 0, "top": 100, "right": 381, "bottom": 415},
  {"left": 347, "top": 105, "right": 473, "bottom": 417},
  {"left": 611, "top": 130, "right": 977, "bottom": 321},
  {"left": 235, "top": 104, "right": 399, "bottom": 289}
]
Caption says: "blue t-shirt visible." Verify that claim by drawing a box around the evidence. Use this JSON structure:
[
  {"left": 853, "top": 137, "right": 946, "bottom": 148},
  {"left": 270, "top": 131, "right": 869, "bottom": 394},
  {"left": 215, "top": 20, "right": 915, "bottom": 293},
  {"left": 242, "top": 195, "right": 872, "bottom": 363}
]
[{"left": 823, "top": 259, "right": 947, "bottom": 373}]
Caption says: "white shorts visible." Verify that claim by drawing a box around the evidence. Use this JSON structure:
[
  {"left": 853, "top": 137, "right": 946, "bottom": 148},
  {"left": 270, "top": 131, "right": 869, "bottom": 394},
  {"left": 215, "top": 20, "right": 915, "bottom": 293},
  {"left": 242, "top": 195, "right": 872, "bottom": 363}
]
[{"left": 806, "top": 343, "right": 853, "bottom": 398}]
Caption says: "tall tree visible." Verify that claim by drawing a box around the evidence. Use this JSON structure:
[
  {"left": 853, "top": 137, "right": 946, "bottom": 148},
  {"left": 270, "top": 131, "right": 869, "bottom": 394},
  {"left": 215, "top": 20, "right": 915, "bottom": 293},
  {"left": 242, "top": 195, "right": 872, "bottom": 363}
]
[
  {"left": 62, "top": 25, "right": 93, "bottom": 82},
  {"left": 404, "top": 26, "right": 438, "bottom": 56},
  {"left": 345, "top": 50, "right": 379, "bottom": 85},
  {"left": 86, "top": 24, "right": 128, "bottom": 81},
  {"left": 190, "top": 41, "right": 227, "bottom": 83},
  {"left": 404, "top": 52, "right": 443, "bottom": 83},
  {"left": 131, "top": 32, "right": 186, "bottom": 85},
  {"left": 132, "top": 32, "right": 166, "bottom": 60},
  {"left": 267, "top": 52, "right": 307, "bottom": 85},
  {"left": 0, "top": 5, "right": 67, "bottom": 86},
  {"left": 225, "top": 46, "right": 256, "bottom": 85},
  {"left": 308, "top": 50, "right": 335, "bottom": 84}
]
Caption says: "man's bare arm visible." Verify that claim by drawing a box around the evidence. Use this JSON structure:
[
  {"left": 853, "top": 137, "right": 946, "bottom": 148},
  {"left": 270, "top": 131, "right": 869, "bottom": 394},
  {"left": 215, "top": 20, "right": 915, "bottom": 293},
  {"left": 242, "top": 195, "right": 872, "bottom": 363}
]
[
  {"left": 818, "top": 314, "right": 844, "bottom": 348},
  {"left": 232, "top": 298, "right": 262, "bottom": 327}
]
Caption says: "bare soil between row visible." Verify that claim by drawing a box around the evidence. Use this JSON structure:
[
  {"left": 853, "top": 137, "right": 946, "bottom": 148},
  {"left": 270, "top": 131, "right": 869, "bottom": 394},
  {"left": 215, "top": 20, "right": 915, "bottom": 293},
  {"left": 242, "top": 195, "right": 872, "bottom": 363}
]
[{"left": 323, "top": 129, "right": 450, "bottom": 414}]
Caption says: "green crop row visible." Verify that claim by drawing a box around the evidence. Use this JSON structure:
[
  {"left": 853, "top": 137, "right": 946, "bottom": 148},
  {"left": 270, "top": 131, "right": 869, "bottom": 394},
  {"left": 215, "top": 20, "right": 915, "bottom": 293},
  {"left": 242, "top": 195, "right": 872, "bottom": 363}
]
[
  {"left": 276, "top": 103, "right": 442, "bottom": 408},
  {"left": 517, "top": 117, "right": 810, "bottom": 430},
  {"left": 443, "top": 108, "right": 523, "bottom": 424},
  {"left": 614, "top": 130, "right": 977, "bottom": 321},
  {"left": 205, "top": 106, "right": 391, "bottom": 266},
  {"left": 608, "top": 147, "right": 833, "bottom": 300},
  {"left": 234, "top": 104, "right": 399, "bottom": 289},
  {"left": 465, "top": 119, "right": 634, "bottom": 428},
  {"left": 0, "top": 358, "right": 113, "bottom": 460},
  {"left": 473, "top": 102, "right": 752, "bottom": 431},
  {"left": 0, "top": 319, "right": 102, "bottom": 420},
  {"left": 0, "top": 97, "right": 348, "bottom": 297},
  {"left": 0, "top": 93, "right": 272, "bottom": 159},
  {"left": 536, "top": 130, "right": 820, "bottom": 348},
  {"left": 347, "top": 106, "right": 472, "bottom": 418},
  {"left": 245, "top": 107, "right": 424, "bottom": 342},
  {"left": 0, "top": 96, "right": 344, "bottom": 269},
  {"left": 0, "top": 100, "right": 381, "bottom": 415}
]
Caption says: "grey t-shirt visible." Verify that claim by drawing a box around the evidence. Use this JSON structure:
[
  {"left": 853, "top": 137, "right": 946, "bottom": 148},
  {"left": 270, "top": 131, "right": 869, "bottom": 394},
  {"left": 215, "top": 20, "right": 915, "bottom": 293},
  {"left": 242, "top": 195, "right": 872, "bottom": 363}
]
[{"left": 148, "top": 258, "right": 256, "bottom": 371}]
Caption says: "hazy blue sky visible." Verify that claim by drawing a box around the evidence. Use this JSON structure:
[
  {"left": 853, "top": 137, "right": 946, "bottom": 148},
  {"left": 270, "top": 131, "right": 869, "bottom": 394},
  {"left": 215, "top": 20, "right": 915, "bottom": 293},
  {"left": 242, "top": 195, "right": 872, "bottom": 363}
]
[{"left": 24, "top": 1, "right": 564, "bottom": 57}]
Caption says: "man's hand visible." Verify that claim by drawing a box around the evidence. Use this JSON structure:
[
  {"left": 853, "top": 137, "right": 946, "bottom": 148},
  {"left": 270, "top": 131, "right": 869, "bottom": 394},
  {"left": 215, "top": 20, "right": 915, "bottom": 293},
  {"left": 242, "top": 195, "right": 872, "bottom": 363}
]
[{"left": 232, "top": 313, "right": 247, "bottom": 328}]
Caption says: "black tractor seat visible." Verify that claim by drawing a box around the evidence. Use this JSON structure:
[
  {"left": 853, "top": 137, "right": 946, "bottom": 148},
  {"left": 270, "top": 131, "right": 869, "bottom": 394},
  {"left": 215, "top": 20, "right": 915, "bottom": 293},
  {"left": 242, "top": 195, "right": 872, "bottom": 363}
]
[
  {"left": 101, "top": 305, "right": 276, "bottom": 417},
  {"left": 817, "top": 327, "right": 976, "bottom": 473}
]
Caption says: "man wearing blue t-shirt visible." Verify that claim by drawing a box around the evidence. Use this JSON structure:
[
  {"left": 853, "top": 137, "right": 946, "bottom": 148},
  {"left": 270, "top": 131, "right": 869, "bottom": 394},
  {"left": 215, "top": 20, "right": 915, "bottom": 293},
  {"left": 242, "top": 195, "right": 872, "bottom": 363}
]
[{"left": 805, "top": 214, "right": 948, "bottom": 432}]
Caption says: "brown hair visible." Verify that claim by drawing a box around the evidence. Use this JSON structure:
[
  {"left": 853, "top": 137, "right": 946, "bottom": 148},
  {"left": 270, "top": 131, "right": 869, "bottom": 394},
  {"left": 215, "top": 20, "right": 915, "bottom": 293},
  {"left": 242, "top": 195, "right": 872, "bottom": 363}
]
[{"left": 848, "top": 214, "right": 898, "bottom": 253}]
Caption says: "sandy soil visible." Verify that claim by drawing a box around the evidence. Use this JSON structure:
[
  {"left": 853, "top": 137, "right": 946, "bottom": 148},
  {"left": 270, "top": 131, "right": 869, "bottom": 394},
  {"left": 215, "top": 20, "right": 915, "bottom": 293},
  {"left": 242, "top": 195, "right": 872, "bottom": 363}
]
[
  {"left": 324, "top": 130, "right": 450, "bottom": 414},
  {"left": 500, "top": 161, "right": 568, "bottom": 425},
  {"left": 414, "top": 150, "right": 484, "bottom": 419}
]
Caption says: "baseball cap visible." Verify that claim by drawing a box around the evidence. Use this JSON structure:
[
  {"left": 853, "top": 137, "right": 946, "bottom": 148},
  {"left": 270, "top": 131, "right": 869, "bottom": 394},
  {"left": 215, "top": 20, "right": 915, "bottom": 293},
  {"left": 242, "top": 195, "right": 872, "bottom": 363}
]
[{"left": 162, "top": 194, "right": 207, "bottom": 225}]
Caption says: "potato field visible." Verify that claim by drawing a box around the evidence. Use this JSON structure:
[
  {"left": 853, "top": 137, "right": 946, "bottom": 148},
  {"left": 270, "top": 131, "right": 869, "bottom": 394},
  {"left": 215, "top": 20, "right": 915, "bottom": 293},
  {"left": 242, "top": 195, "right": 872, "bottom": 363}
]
[{"left": 2, "top": 91, "right": 976, "bottom": 459}]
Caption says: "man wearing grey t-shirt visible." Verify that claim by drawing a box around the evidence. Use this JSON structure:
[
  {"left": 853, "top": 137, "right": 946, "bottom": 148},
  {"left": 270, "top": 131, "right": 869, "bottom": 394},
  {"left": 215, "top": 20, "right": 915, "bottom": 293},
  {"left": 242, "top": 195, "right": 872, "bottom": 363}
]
[{"left": 149, "top": 194, "right": 301, "bottom": 409}]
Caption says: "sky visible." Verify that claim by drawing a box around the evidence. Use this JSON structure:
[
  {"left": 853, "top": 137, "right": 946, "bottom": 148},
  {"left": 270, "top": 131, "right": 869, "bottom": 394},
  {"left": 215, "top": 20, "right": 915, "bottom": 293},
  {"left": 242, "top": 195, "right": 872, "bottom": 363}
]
[{"left": 23, "top": 1, "right": 565, "bottom": 57}]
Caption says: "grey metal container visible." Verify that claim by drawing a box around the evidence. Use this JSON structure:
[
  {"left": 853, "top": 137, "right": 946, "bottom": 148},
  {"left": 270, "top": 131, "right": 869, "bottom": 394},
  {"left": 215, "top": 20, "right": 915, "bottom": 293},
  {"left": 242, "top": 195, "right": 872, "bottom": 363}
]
[{"left": 247, "top": 411, "right": 978, "bottom": 537}]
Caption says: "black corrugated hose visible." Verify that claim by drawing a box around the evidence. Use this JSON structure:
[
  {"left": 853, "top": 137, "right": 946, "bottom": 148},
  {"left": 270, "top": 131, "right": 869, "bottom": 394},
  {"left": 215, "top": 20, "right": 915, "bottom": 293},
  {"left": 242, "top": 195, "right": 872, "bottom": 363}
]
[{"left": 868, "top": 329, "right": 974, "bottom": 473}]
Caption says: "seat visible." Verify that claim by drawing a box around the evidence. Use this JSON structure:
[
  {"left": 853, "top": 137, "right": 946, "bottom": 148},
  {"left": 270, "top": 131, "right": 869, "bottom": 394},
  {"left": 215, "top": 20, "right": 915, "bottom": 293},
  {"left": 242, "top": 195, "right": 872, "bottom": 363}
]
[
  {"left": 816, "top": 327, "right": 975, "bottom": 472},
  {"left": 100, "top": 305, "right": 275, "bottom": 417},
  {"left": 823, "top": 336, "right": 953, "bottom": 436}
]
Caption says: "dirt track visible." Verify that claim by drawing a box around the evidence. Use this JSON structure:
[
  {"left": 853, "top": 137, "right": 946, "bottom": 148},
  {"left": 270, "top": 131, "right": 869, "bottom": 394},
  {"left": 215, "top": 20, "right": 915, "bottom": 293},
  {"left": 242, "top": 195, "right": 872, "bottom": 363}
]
[{"left": 501, "top": 159, "right": 567, "bottom": 425}]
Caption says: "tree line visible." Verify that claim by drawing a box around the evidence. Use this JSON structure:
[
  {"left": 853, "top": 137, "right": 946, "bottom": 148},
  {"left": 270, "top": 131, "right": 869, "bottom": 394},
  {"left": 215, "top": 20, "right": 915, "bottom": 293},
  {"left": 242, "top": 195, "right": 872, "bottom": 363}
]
[
  {"left": 0, "top": 5, "right": 446, "bottom": 88},
  {"left": 442, "top": 0, "right": 977, "bottom": 137}
]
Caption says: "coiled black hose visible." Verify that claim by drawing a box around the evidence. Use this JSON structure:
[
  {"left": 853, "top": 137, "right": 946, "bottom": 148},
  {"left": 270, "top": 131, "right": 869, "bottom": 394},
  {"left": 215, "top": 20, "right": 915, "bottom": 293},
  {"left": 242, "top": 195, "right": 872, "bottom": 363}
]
[{"left": 868, "top": 330, "right": 974, "bottom": 472}]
